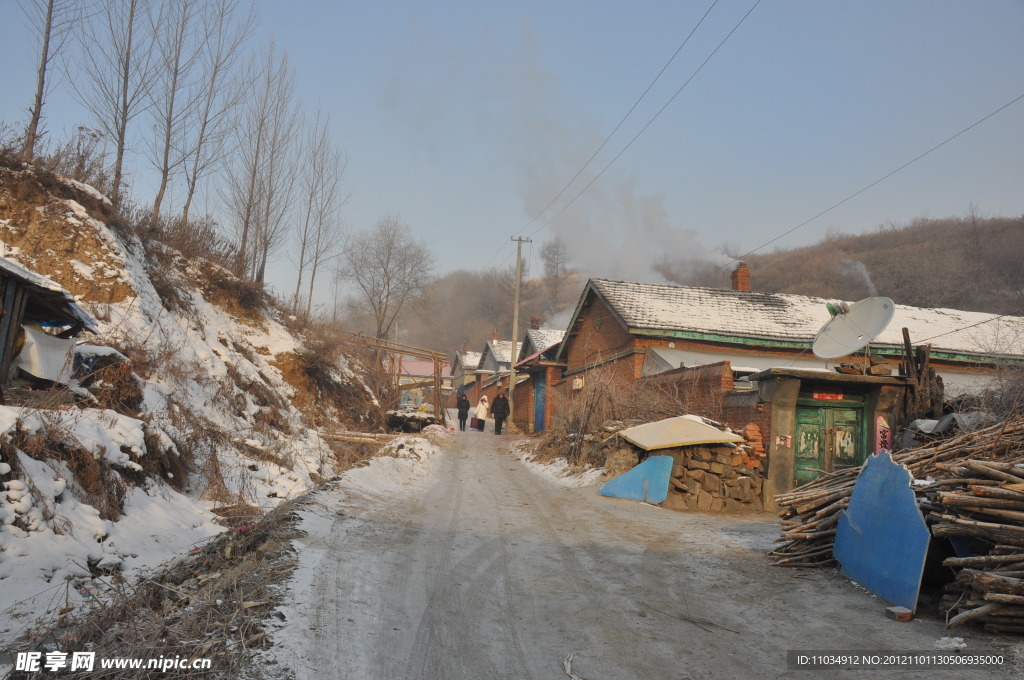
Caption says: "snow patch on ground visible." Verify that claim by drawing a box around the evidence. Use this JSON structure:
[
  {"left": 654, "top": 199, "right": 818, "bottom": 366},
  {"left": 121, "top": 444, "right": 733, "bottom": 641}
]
[
  {"left": 511, "top": 439, "right": 605, "bottom": 488},
  {"left": 261, "top": 433, "right": 444, "bottom": 675}
]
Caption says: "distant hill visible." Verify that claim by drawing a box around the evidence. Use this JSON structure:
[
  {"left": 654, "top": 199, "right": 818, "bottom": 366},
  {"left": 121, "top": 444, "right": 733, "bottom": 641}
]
[
  {"left": 392, "top": 270, "right": 584, "bottom": 358},
  {"left": 679, "top": 216, "right": 1024, "bottom": 315},
  {"left": 392, "top": 215, "right": 1023, "bottom": 358}
]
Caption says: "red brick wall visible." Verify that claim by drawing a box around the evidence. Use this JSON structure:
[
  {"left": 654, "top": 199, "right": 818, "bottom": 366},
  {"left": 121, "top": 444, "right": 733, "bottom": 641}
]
[
  {"left": 513, "top": 378, "right": 531, "bottom": 428},
  {"left": 722, "top": 393, "right": 772, "bottom": 438},
  {"left": 563, "top": 295, "right": 636, "bottom": 376}
]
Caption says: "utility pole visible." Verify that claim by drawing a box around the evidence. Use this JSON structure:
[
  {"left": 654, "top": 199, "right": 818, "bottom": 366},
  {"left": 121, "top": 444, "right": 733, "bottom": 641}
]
[{"left": 509, "top": 236, "right": 531, "bottom": 429}]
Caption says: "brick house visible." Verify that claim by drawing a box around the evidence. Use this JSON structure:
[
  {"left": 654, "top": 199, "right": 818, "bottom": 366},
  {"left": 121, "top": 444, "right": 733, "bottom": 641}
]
[
  {"left": 470, "top": 334, "right": 516, "bottom": 408},
  {"left": 449, "top": 347, "right": 481, "bottom": 403},
  {"left": 552, "top": 267, "right": 1024, "bottom": 505},
  {"left": 511, "top": 320, "right": 565, "bottom": 433}
]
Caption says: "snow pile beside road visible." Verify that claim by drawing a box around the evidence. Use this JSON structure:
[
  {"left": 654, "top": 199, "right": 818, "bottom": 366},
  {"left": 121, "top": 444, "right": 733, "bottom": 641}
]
[
  {"left": 341, "top": 435, "right": 443, "bottom": 497},
  {"left": 512, "top": 440, "right": 605, "bottom": 488}
]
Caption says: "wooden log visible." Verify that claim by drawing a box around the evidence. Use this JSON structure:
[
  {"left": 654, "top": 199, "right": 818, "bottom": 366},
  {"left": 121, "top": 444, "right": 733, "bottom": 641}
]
[
  {"left": 943, "top": 553, "right": 1024, "bottom": 568},
  {"left": 773, "top": 546, "right": 834, "bottom": 565},
  {"left": 931, "top": 523, "right": 1024, "bottom": 547},
  {"left": 971, "top": 485, "right": 1024, "bottom": 502},
  {"left": 916, "top": 478, "right": 998, "bottom": 491},
  {"left": 782, "top": 528, "right": 837, "bottom": 541},
  {"left": 956, "top": 569, "right": 1024, "bottom": 596},
  {"left": 946, "top": 603, "right": 1005, "bottom": 629},
  {"left": 793, "top": 488, "right": 854, "bottom": 515},
  {"left": 938, "top": 493, "right": 1024, "bottom": 511},
  {"left": 932, "top": 513, "right": 1024, "bottom": 535},
  {"left": 964, "top": 460, "right": 1024, "bottom": 484},
  {"left": 954, "top": 506, "right": 1024, "bottom": 523},
  {"left": 972, "top": 461, "right": 1024, "bottom": 479}
]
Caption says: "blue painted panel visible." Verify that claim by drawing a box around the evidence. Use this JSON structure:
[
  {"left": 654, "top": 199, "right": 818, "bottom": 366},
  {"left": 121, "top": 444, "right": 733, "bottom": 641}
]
[
  {"left": 599, "top": 456, "right": 673, "bottom": 504},
  {"left": 533, "top": 376, "right": 546, "bottom": 432},
  {"left": 834, "top": 452, "right": 930, "bottom": 613}
]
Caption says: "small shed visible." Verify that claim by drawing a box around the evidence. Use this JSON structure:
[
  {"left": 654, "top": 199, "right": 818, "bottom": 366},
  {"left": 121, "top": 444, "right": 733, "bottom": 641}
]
[{"left": 0, "top": 257, "right": 97, "bottom": 389}]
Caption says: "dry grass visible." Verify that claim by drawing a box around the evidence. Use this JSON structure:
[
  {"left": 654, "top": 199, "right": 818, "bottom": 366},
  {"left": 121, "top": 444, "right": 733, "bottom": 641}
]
[
  {"left": 11, "top": 495, "right": 311, "bottom": 679},
  {"left": 0, "top": 153, "right": 135, "bottom": 304},
  {"left": 6, "top": 426, "right": 127, "bottom": 522},
  {"left": 204, "top": 268, "right": 267, "bottom": 320},
  {"left": 79, "top": 354, "right": 145, "bottom": 416}
]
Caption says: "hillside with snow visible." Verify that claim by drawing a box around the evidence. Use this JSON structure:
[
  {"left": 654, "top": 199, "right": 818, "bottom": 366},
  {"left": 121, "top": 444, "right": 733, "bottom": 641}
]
[{"left": 0, "top": 158, "right": 380, "bottom": 652}]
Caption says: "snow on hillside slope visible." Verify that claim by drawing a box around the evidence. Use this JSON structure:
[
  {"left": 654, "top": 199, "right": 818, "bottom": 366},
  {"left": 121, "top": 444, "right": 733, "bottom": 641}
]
[{"left": 0, "top": 163, "right": 373, "bottom": 649}]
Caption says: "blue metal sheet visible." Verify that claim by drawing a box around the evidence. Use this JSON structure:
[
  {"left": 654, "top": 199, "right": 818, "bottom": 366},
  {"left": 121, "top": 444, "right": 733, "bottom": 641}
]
[
  {"left": 834, "top": 451, "right": 930, "bottom": 613},
  {"left": 599, "top": 455, "right": 673, "bottom": 504}
]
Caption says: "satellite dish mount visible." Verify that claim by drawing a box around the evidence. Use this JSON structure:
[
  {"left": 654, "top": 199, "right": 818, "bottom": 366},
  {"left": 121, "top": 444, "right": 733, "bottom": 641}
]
[{"left": 812, "top": 297, "right": 895, "bottom": 361}]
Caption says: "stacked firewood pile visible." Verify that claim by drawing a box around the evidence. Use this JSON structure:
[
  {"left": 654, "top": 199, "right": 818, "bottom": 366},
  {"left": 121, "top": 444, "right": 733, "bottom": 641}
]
[{"left": 770, "top": 418, "right": 1024, "bottom": 630}]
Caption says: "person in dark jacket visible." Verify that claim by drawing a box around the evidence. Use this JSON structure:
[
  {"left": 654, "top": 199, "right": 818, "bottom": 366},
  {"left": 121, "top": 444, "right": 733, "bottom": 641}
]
[
  {"left": 456, "top": 393, "right": 471, "bottom": 431},
  {"left": 491, "top": 390, "right": 510, "bottom": 435}
]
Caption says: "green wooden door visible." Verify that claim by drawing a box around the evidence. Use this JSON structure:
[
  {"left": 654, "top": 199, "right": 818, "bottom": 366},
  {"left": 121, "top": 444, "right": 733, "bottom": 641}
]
[{"left": 794, "top": 405, "right": 864, "bottom": 486}]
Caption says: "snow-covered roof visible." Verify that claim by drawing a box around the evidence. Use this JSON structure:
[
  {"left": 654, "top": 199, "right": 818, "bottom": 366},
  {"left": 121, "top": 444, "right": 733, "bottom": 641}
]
[
  {"left": 527, "top": 328, "right": 565, "bottom": 352},
  {"left": 453, "top": 350, "right": 481, "bottom": 372},
  {"left": 0, "top": 256, "right": 99, "bottom": 331},
  {"left": 487, "top": 340, "right": 516, "bottom": 364},
  {"left": 0, "top": 255, "right": 66, "bottom": 293},
  {"left": 572, "top": 278, "right": 1024, "bottom": 361}
]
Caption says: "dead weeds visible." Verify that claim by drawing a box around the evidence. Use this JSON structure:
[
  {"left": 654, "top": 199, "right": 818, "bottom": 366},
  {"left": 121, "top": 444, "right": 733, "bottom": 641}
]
[{"left": 6, "top": 495, "right": 311, "bottom": 679}]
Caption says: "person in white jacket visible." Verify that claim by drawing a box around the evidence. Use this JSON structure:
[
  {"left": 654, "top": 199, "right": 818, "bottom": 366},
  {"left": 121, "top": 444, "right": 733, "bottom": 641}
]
[{"left": 474, "top": 395, "right": 489, "bottom": 432}]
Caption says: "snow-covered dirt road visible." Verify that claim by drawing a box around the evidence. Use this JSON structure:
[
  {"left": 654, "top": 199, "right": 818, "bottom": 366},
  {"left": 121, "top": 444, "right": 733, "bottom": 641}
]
[{"left": 267, "top": 428, "right": 1020, "bottom": 679}]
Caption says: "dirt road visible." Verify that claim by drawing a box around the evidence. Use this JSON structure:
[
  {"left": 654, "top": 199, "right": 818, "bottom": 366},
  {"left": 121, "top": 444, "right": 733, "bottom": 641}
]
[{"left": 274, "top": 429, "right": 1020, "bottom": 679}]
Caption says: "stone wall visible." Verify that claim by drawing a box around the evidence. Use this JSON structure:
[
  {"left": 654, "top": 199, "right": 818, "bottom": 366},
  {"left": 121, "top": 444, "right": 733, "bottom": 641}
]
[{"left": 656, "top": 425, "right": 767, "bottom": 512}]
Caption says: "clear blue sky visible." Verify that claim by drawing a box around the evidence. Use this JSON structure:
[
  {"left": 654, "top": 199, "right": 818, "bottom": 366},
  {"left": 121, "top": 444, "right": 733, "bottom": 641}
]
[{"left": 3, "top": 0, "right": 1023, "bottom": 296}]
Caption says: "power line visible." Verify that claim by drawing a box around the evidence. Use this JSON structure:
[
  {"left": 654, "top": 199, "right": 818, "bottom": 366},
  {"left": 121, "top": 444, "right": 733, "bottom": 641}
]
[
  {"left": 513, "top": 0, "right": 722, "bottom": 238},
  {"left": 526, "top": 0, "right": 763, "bottom": 240},
  {"left": 722, "top": 90, "right": 1024, "bottom": 269},
  {"left": 480, "top": 0, "right": 728, "bottom": 271}
]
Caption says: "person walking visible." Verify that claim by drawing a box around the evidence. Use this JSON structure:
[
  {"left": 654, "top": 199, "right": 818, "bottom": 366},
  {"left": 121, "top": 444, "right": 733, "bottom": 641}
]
[
  {"left": 456, "top": 392, "right": 471, "bottom": 431},
  {"left": 492, "top": 390, "right": 510, "bottom": 435},
  {"left": 474, "top": 395, "right": 489, "bottom": 432}
]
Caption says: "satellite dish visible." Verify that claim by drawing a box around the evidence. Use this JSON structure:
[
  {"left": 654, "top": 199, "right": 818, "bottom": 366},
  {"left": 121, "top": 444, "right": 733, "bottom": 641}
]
[{"left": 812, "top": 296, "right": 895, "bottom": 359}]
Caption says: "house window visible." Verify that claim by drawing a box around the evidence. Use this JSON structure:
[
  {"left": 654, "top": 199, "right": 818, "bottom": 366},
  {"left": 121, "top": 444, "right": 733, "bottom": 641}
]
[{"left": 593, "top": 316, "right": 603, "bottom": 331}]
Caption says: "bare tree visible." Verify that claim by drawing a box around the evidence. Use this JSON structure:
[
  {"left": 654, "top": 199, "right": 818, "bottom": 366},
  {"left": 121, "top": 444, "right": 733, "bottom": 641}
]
[
  {"left": 224, "top": 42, "right": 299, "bottom": 281},
  {"left": 540, "top": 236, "right": 571, "bottom": 300},
  {"left": 341, "top": 215, "right": 434, "bottom": 339},
  {"left": 66, "top": 0, "right": 156, "bottom": 207},
  {"left": 18, "top": 0, "right": 81, "bottom": 159},
  {"left": 540, "top": 237, "right": 570, "bottom": 278},
  {"left": 180, "top": 0, "right": 255, "bottom": 223},
  {"left": 292, "top": 108, "right": 348, "bottom": 315},
  {"left": 147, "top": 0, "right": 203, "bottom": 220}
]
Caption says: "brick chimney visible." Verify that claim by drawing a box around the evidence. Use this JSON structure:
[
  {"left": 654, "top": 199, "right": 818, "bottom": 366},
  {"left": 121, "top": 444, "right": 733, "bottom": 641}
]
[
  {"left": 530, "top": 316, "right": 541, "bottom": 330},
  {"left": 492, "top": 329, "right": 499, "bottom": 342},
  {"left": 730, "top": 262, "right": 750, "bottom": 292}
]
